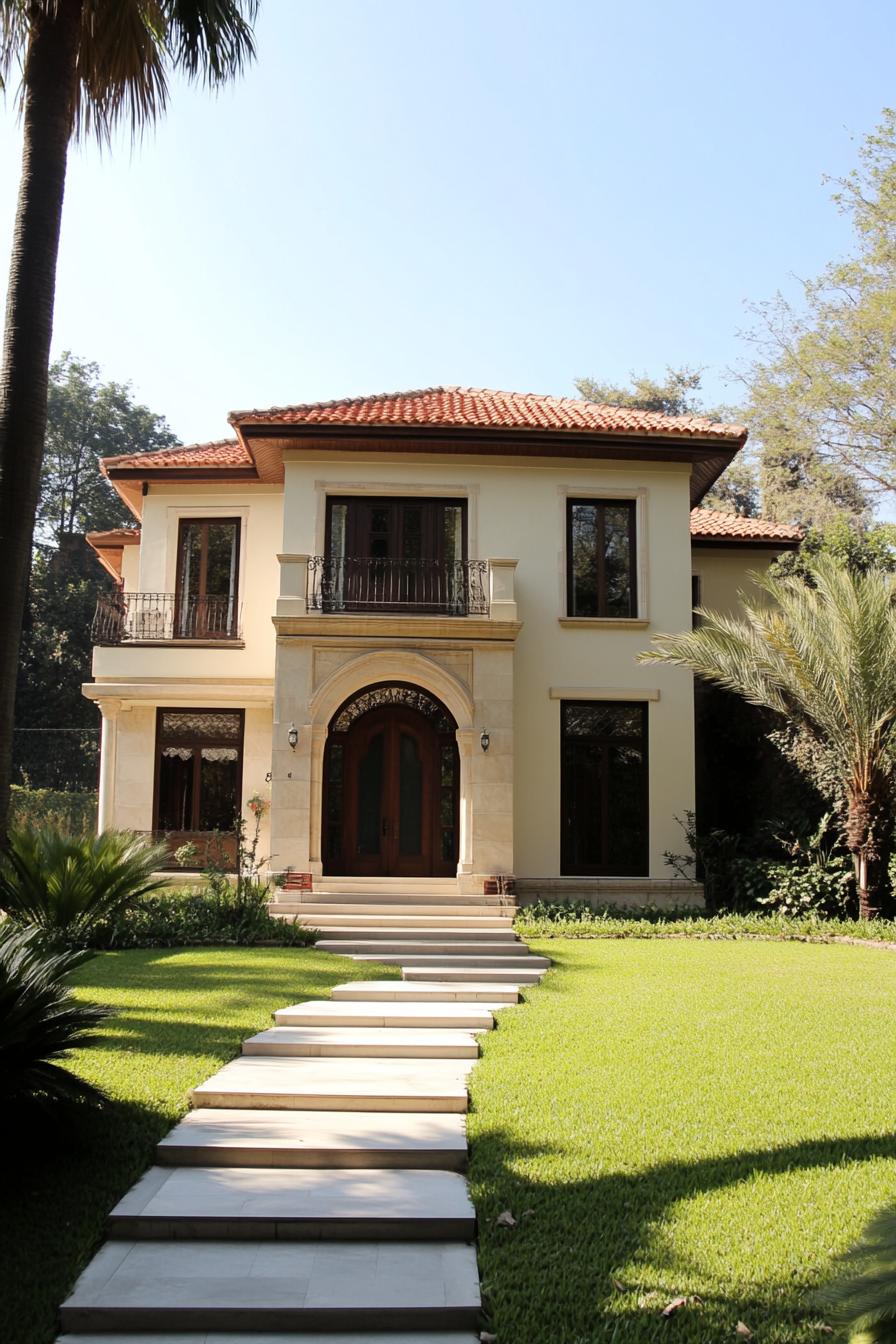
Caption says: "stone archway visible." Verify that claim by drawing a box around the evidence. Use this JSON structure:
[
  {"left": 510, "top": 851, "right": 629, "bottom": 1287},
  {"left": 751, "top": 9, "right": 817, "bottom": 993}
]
[{"left": 307, "top": 652, "right": 475, "bottom": 878}]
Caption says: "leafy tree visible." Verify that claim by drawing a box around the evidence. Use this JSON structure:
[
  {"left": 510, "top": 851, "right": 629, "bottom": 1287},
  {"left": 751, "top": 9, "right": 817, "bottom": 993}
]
[
  {"left": 576, "top": 365, "right": 706, "bottom": 417},
  {"left": 770, "top": 516, "right": 896, "bottom": 582},
  {"left": 0, "top": 1, "right": 258, "bottom": 840},
  {"left": 39, "top": 353, "right": 177, "bottom": 543},
  {"left": 575, "top": 365, "right": 760, "bottom": 515},
  {"left": 641, "top": 556, "right": 896, "bottom": 918},
  {"left": 740, "top": 108, "right": 896, "bottom": 525},
  {"left": 14, "top": 537, "right": 108, "bottom": 791}
]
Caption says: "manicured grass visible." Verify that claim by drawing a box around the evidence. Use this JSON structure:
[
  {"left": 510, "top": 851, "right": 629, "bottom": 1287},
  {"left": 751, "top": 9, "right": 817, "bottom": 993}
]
[
  {"left": 0, "top": 946, "right": 397, "bottom": 1344},
  {"left": 469, "top": 939, "right": 896, "bottom": 1343}
]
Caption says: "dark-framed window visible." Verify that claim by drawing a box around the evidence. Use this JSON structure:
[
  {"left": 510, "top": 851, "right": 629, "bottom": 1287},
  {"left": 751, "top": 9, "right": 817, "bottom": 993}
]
[
  {"left": 691, "top": 574, "right": 702, "bottom": 628},
  {"left": 560, "top": 700, "right": 648, "bottom": 875},
  {"left": 175, "top": 518, "right": 241, "bottom": 638},
  {"left": 153, "top": 709, "right": 244, "bottom": 836},
  {"left": 566, "top": 499, "right": 637, "bottom": 618},
  {"left": 325, "top": 496, "right": 467, "bottom": 565}
]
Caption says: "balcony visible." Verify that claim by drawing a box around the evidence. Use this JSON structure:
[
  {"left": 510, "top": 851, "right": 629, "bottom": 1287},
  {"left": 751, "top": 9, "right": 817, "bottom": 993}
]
[
  {"left": 92, "top": 592, "right": 242, "bottom": 645},
  {"left": 307, "top": 557, "right": 490, "bottom": 616}
]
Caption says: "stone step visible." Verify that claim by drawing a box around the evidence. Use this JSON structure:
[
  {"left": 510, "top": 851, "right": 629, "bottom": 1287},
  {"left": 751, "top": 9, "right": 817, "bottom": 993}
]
[
  {"left": 157, "top": 1108, "right": 469, "bottom": 1171},
  {"left": 108, "top": 1166, "right": 475, "bottom": 1241},
  {"left": 191, "top": 1056, "right": 473, "bottom": 1113},
  {"left": 271, "top": 901, "right": 515, "bottom": 916},
  {"left": 403, "top": 966, "right": 543, "bottom": 984},
  {"left": 314, "top": 878, "right": 461, "bottom": 893},
  {"left": 59, "top": 1239, "right": 480, "bottom": 1332},
  {"left": 335, "top": 948, "right": 547, "bottom": 967},
  {"left": 59, "top": 1334, "right": 481, "bottom": 1343},
  {"left": 243, "top": 1026, "right": 479, "bottom": 1058},
  {"left": 330, "top": 980, "right": 520, "bottom": 1003},
  {"left": 276, "top": 913, "right": 514, "bottom": 929},
  {"left": 274, "top": 999, "right": 497, "bottom": 1029},
  {"left": 59, "top": 1333, "right": 481, "bottom": 1344},
  {"left": 308, "top": 924, "right": 519, "bottom": 939}
]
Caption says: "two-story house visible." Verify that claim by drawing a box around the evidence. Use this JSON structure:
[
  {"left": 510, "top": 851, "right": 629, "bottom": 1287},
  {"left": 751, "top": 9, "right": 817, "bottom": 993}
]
[{"left": 83, "top": 386, "right": 800, "bottom": 904}]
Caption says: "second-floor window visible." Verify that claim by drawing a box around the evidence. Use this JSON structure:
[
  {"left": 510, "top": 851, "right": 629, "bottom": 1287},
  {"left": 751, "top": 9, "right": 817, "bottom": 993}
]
[
  {"left": 322, "top": 497, "right": 468, "bottom": 613},
  {"left": 176, "top": 518, "right": 240, "bottom": 638},
  {"left": 566, "top": 499, "right": 637, "bottom": 618}
]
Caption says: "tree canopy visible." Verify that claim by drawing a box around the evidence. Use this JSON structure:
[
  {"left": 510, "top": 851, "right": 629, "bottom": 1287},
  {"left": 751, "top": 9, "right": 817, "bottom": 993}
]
[
  {"left": 39, "top": 353, "right": 177, "bottom": 543},
  {"left": 741, "top": 109, "right": 896, "bottom": 525},
  {"left": 575, "top": 365, "right": 760, "bottom": 516}
]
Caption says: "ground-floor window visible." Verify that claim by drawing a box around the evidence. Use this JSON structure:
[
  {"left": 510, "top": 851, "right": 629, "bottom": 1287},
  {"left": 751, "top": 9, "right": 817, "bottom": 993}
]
[
  {"left": 153, "top": 709, "right": 244, "bottom": 864},
  {"left": 560, "top": 700, "right": 648, "bottom": 875}
]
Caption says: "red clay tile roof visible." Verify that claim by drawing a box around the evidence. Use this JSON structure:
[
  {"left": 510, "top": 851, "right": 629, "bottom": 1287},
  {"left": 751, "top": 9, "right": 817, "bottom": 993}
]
[
  {"left": 690, "top": 508, "right": 802, "bottom": 543},
  {"left": 102, "top": 439, "right": 250, "bottom": 472},
  {"left": 85, "top": 528, "right": 141, "bottom": 545},
  {"left": 230, "top": 386, "right": 747, "bottom": 442}
]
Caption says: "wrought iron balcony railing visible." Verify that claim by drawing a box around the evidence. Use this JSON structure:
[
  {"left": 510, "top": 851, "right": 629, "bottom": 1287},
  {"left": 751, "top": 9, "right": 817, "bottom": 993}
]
[
  {"left": 307, "top": 557, "right": 489, "bottom": 616},
  {"left": 92, "top": 592, "right": 242, "bottom": 644}
]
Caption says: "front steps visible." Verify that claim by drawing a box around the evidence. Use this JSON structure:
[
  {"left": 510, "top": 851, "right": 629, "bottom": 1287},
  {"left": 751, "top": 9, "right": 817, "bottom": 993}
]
[
  {"left": 243, "top": 1026, "right": 481, "bottom": 1058},
  {"left": 158, "top": 1108, "right": 469, "bottom": 1171},
  {"left": 59, "top": 881, "right": 548, "bottom": 1342},
  {"left": 108, "top": 1165, "right": 475, "bottom": 1241}
]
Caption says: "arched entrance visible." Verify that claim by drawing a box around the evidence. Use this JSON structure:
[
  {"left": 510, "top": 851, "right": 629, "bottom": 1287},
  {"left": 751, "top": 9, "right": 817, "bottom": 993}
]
[{"left": 322, "top": 683, "right": 460, "bottom": 877}]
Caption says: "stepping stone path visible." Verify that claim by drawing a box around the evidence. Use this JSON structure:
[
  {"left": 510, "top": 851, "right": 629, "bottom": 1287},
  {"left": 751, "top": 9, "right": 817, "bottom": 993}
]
[{"left": 58, "top": 879, "right": 547, "bottom": 1341}]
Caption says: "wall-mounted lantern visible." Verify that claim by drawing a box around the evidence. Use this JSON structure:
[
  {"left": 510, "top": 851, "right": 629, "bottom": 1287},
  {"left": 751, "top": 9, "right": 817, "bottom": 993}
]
[
  {"left": 287, "top": 722, "right": 298, "bottom": 750},
  {"left": 480, "top": 728, "right": 490, "bottom": 753}
]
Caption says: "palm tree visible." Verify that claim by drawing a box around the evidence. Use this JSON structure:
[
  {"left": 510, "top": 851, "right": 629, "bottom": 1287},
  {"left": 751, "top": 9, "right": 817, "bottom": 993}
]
[
  {"left": 0, "top": 1, "right": 258, "bottom": 836},
  {"left": 640, "top": 556, "right": 896, "bottom": 918}
]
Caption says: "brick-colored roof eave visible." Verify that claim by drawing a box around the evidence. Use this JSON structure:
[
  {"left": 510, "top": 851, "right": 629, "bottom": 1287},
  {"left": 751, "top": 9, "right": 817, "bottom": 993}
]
[
  {"left": 101, "top": 438, "right": 251, "bottom": 473},
  {"left": 228, "top": 385, "right": 748, "bottom": 444},
  {"left": 690, "top": 508, "right": 803, "bottom": 544}
]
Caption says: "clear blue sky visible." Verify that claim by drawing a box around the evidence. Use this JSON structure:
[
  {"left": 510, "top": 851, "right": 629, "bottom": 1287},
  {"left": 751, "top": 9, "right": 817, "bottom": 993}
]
[{"left": 0, "top": 0, "right": 894, "bottom": 445}]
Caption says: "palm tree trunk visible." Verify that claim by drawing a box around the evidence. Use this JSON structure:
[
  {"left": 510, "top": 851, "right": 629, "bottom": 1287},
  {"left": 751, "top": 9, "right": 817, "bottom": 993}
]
[{"left": 0, "top": 0, "right": 81, "bottom": 838}]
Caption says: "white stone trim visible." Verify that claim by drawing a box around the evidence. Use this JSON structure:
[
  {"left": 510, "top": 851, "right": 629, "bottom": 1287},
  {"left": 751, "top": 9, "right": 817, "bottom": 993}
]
[{"left": 549, "top": 687, "right": 660, "bottom": 701}]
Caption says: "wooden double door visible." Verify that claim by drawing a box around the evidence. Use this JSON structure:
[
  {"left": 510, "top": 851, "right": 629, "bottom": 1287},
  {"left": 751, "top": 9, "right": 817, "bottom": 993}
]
[{"left": 326, "top": 704, "right": 459, "bottom": 877}]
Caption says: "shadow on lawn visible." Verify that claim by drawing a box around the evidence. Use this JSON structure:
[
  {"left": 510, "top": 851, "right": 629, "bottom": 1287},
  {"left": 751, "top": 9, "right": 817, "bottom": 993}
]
[{"left": 471, "top": 1120, "right": 896, "bottom": 1342}]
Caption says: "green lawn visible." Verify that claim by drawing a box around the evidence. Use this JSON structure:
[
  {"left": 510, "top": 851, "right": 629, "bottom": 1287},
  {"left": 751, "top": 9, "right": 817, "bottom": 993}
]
[
  {"left": 469, "top": 939, "right": 896, "bottom": 1343},
  {"left": 0, "top": 946, "right": 397, "bottom": 1344}
]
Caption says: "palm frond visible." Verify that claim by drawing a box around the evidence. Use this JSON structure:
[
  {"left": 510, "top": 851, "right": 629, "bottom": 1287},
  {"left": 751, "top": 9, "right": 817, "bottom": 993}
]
[
  {"left": 817, "top": 1203, "right": 896, "bottom": 1343},
  {"left": 0, "top": 923, "right": 113, "bottom": 1107},
  {"left": 0, "top": 829, "right": 169, "bottom": 943}
]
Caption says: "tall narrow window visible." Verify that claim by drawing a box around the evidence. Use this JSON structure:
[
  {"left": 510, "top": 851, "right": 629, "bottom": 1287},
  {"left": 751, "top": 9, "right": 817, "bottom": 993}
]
[
  {"left": 567, "top": 500, "right": 637, "bottom": 617},
  {"left": 561, "top": 701, "right": 648, "bottom": 875},
  {"left": 176, "top": 518, "right": 240, "bottom": 638},
  {"left": 691, "top": 574, "right": 702, "bottom": 628},
  {"left": 154, "top": 709, "right": 244, "bottom": 868}
]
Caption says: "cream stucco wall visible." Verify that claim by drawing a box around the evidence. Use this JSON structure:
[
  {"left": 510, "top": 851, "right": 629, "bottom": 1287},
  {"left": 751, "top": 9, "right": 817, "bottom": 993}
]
[
  {"left": 691, "top": 546, "right": 784, "bottom": 618},
  {"left": 274, "top": 450, "right": 697, "bottom": 880},
  {"left": 92, "top": 482, "right": 281, "bottom": 684}
]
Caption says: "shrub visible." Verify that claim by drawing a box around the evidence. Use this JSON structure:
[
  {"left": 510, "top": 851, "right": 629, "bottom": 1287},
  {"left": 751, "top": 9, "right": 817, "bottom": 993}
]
[
  {"left": 0, "top": 923, "right": 112, "bottom": 1109},
  {"left": 0, "top": 829, "right": 169, "bottom": 945},
  {"left": 8, "top": 786, "right": 97, "bottom": 838},
  {"left": 759, "top": 813, "right": 855, "bottom": 918},
  {"left": 88, "top": 885, "right": 316, "bottom": 949}
]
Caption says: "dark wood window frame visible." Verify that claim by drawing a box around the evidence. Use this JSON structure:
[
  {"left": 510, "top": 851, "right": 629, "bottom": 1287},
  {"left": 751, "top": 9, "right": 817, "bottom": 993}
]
[
  {"left": 560, "top": 699, "right": 649, "bottom": 877},
  {"left": 324, "top": 496, "right": 468, "bottom": 562},
  {"left": 566, "top": 498, "right": 638, "bottom": 618},
  {"left": 691, "top": 574, "right": 702, "bottom": 628},
  {"left": 175, "top": 516, "right": 242, "bottom": 639},
  {"left": 152, "top": 707, "right": 245, "bottom": 837}
]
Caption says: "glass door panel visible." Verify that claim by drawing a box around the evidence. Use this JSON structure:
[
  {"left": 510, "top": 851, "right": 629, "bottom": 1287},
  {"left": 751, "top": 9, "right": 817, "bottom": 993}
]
[
  {"left": 357, "top": 731, "right": 384, "bottom": 856},
  {"left": 398, "top": 731, "right": 423, "bottom": 855}
]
